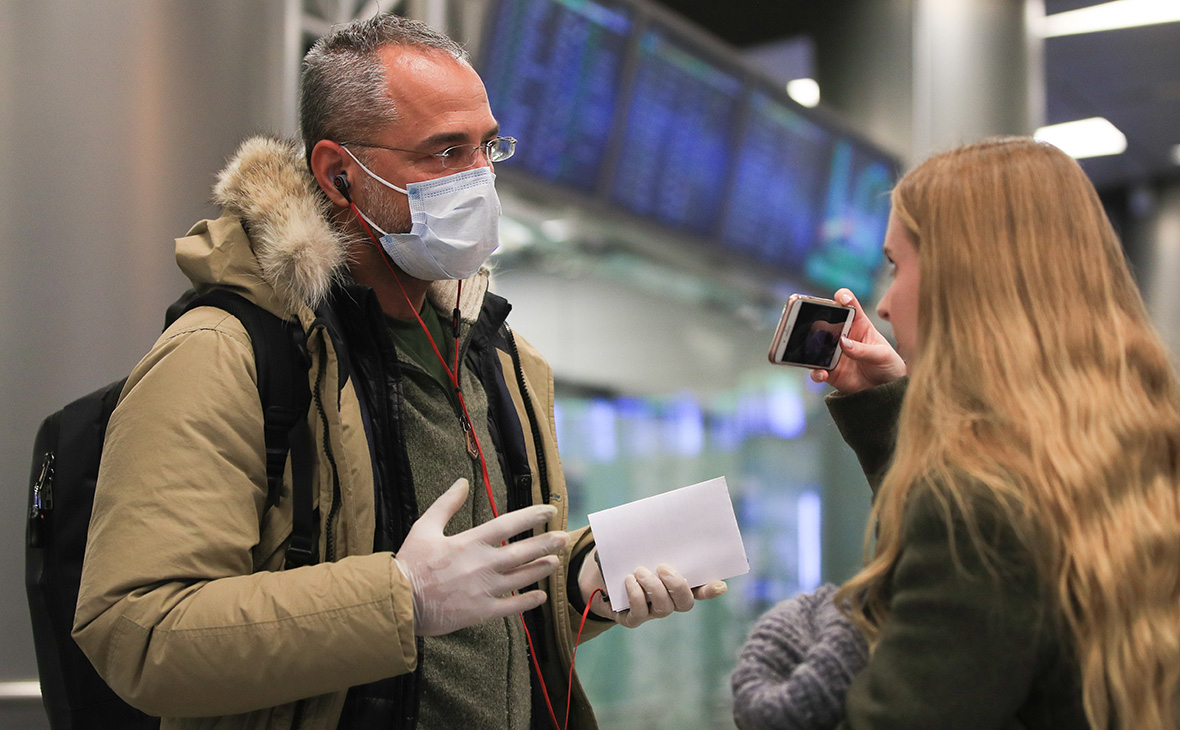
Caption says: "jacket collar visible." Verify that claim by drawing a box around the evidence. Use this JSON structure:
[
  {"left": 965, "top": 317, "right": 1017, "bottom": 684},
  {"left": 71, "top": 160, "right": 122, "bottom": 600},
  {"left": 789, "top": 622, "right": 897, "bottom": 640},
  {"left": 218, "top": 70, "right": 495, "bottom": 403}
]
[{"left": 207, "top": 135, "right": 491, "bottom": 320}]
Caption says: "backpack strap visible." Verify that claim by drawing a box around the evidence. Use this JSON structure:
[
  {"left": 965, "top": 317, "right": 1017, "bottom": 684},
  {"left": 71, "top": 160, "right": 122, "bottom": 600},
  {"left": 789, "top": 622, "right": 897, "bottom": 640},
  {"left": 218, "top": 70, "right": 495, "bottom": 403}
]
[{"left": 169, "top": 289, "right": 317, "bottom": 568}]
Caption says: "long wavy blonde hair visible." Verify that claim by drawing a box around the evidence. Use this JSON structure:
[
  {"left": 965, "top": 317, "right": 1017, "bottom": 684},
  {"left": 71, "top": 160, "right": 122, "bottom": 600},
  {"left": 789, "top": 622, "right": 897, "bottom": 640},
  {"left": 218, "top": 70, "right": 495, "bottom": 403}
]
[{"left": 836, "top": 137, "right": 1180, "bottom": 729}]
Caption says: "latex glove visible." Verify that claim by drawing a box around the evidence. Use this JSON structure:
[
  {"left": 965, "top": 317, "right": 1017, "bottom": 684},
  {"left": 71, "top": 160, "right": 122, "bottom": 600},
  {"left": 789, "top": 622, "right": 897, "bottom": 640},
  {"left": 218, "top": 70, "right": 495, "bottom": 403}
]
[
  {"left": 396, "top": 478, "right": 567, "bottom": 637},
  {"left": 578, "top": 546, "right": 727, "bottom": 629},
  {"left": 810, "top": 288, "right": 906, "bottom": 395}
]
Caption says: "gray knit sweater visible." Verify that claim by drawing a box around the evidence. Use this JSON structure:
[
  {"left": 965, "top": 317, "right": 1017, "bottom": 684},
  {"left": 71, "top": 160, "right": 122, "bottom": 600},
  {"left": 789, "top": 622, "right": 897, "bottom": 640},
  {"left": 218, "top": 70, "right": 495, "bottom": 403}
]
[{"left": 731, "top": 584, "right": 869, "bottom": 730}]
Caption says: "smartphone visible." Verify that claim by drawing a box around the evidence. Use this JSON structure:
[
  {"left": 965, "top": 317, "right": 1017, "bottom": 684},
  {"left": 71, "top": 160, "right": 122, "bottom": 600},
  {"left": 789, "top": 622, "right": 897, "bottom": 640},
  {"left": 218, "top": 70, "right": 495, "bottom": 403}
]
[{"left": 767, "top": 294, "right": 855, "bottom": 370}]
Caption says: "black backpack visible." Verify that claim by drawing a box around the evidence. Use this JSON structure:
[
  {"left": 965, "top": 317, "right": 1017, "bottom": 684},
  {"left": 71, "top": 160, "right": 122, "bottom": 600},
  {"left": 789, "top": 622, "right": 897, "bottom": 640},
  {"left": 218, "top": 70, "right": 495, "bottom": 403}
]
[{"left": 25, "top": 289, "right": 316, "bottom": 730}]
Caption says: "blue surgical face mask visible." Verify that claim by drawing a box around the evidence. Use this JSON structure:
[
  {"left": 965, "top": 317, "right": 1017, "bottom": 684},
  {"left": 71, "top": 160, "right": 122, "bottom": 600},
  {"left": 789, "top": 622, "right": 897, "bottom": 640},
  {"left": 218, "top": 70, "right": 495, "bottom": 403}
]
[{"left": 342, "top": 147, "right": 501, "bottom": 281}]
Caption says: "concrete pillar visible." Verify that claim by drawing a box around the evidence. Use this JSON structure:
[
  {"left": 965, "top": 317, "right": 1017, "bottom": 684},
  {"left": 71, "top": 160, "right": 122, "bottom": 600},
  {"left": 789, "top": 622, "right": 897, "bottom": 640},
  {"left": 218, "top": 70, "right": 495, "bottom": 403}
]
[
  {"left": 912, "top": 0, "right": 1045, "bottom": 158},
  {"left": 813, "top": 0, "right": 1045, "bottom": 165},
  {"left": 0, "top": 0, "right": 292, "bottom": 702},
  {"left": 811, "top": 0, "right": 916, "bottom": 162},
  {"left": 1137, "top": 183, "right": 1180, "bottom": 359}
]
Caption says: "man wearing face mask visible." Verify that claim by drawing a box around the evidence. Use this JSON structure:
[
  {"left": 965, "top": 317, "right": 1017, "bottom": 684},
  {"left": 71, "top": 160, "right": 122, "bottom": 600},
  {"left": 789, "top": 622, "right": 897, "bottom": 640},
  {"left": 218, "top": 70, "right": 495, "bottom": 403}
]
[{"left": 73, "top": 13, "right": 726, "bottom": 730}]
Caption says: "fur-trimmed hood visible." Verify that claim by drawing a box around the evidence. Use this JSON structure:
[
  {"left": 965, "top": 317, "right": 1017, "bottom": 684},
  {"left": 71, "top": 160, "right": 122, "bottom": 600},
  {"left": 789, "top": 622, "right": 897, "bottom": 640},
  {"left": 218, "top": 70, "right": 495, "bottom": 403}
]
[{"left": 176, "top": 135, "right": 490, "bottom": 320}]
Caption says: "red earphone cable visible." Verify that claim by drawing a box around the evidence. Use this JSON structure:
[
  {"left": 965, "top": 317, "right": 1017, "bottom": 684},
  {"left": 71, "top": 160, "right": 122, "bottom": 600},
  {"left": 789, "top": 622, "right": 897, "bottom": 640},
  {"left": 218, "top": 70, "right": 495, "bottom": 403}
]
[
  {"left": 565, "top": 588, "right": 606, "bottom": 729},
  {"left": 348, "top": 205, "right": 499, "bottom": 514},
  {"left": 349, "top": 202, "right": 596, "bottom": 730}
]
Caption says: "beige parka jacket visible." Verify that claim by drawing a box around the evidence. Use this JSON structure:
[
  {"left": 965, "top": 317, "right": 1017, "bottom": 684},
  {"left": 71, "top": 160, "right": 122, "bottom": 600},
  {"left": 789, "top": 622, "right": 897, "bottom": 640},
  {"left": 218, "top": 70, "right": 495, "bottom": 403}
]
[{"left": 72, "top": 137, "right": 607, "bottom": 729}]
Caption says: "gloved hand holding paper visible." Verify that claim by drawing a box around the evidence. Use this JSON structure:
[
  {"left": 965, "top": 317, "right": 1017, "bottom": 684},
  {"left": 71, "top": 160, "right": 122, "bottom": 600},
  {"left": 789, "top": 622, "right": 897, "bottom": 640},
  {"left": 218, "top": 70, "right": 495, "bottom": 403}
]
[{"left": 588, "top": 476, "right": 749, "bottom": 612}]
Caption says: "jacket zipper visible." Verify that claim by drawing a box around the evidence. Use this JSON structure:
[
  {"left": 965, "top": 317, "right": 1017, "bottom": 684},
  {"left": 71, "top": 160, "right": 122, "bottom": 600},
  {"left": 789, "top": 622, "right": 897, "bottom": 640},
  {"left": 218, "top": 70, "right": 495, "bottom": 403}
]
[
  {"left": 439, "top": 324, "right": 483, "bottom": 478},
  {"left": 289, "top": 341, "right": 339, "bottom": 730},
  {"left": 314, "top": 344, "right": 343, "bottom": 563},
  {"left": 502, "top": 324, "right": 550, "bottom": 504}
]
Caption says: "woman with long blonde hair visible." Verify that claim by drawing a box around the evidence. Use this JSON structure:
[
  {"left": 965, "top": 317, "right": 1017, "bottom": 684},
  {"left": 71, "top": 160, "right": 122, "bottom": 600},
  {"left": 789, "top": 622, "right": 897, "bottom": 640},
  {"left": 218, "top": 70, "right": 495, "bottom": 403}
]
[{"left": 785, "top": 136, "right": 1180, "bottom": 729}]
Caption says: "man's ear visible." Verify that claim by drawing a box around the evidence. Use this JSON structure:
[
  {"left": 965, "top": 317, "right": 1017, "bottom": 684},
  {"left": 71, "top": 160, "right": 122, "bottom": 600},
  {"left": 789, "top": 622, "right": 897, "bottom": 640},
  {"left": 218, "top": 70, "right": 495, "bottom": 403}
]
[{"left": 310, "top": 140, "right": 351, "bottom": 207}]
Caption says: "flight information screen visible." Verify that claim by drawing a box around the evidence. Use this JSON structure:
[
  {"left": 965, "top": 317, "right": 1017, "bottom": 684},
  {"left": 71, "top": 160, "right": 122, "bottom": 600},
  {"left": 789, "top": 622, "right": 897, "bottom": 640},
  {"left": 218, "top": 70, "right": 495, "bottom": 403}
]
[
  {"left": 479, "top": 0, "right": 634, "bottom": 191},
  {"left": 806, "top": 140, "right": 895, "bottom": 296},
  {"left": 477, "top": 0, "right": 898, "bottom": 294},
  {"left": 722, "top": 91, "right": 835, "bottom": 268},
  {"left": 609, "top": 29, "right": 743, "bottom": 233}
]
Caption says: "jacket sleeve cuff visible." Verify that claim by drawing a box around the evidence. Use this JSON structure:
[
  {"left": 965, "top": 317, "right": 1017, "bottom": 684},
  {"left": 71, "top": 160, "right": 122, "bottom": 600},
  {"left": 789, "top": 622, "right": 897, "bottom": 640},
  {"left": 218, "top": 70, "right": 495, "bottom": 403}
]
[
  {"left": 564, "top": 529, "right": 614, "bottom": 633},
  {"left": 388, "top": 554, "right": 419, "bottom": 670},
  {"left": 824, "top": 378, "right": 908, "bottom": 495},
  {"left": 567, "top": 541, "right": 593, "bottom": 614},
  {"left": 567, "top": 542, "right": 613, "bottom": 623}
]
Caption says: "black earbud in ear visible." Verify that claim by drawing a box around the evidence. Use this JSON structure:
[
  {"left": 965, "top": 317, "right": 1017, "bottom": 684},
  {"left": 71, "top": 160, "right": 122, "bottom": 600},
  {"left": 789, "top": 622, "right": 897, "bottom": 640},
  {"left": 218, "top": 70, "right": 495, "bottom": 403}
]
[{"left": 332, "top": 172, "right": 351, "bottom": 202}]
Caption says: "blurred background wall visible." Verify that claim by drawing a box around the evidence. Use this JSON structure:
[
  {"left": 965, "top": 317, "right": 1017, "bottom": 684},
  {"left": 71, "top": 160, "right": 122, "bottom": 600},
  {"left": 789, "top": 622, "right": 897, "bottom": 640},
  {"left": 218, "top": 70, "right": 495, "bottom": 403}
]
[
  {"left": 2, "top": 0, "right": 1177, "bottom": 727},
  {"left": 0, "top": 2, "right": 294, "bottom": 725}
]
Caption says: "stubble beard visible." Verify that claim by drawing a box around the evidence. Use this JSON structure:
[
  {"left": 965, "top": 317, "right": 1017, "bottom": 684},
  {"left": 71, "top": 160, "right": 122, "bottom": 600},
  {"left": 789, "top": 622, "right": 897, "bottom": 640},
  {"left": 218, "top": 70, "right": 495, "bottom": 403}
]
[{"left": 356, "top": 173, "right": 412, "bottom": 235}]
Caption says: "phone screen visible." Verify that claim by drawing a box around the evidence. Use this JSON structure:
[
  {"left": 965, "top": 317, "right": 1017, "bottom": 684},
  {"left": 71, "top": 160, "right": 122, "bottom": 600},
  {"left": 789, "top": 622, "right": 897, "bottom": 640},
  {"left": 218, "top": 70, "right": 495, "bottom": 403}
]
[{"left": 780, "top": 301, "right": 850, "bottom": 367}]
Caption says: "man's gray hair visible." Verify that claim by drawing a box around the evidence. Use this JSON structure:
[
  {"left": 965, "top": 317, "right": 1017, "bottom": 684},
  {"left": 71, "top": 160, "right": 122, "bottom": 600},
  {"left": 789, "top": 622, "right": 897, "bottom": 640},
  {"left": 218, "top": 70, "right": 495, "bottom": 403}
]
[{"left": 300, "top": 13, "right": 470, "bottom": 165}]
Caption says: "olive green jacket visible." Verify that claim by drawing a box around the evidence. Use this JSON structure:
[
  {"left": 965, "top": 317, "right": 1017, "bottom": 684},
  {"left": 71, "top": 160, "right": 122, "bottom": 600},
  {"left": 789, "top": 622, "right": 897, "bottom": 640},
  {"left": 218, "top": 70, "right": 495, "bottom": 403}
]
[
  {"left": 72, "top": 137, "right": 609, "bottom": 729},
  {"left": 826, "top": 380, "right": 1089, "bottom": 729}
]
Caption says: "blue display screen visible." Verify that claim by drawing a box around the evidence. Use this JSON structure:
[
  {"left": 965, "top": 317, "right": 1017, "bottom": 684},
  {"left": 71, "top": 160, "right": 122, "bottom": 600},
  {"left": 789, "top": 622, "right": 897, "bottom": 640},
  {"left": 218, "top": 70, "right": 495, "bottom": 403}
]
[
  {"left": 609, "top": 29, "right": 742, "bottom": 232},
  {"left": 806, "top": 140, "right": 894, "bottom": 296},
  {"left": 479, "top": 0, "right": 633, "bottom": 190},
  {"left": 722, "top": 91, "right": 835, "bottom": 268},
  {"left": 478, "top": 0, "right": 898, "bottom": 295}
]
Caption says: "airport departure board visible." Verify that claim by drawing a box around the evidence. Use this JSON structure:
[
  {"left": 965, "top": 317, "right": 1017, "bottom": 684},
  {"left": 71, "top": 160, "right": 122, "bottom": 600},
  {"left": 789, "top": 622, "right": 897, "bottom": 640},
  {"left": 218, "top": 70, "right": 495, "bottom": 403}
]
[
  {"left": 480, "top": 0, "right": 633, "bottom": 191},
  {"left": 610, "top": 29, "right": 742, "bottom": 233},
  {"left": 722, "top": 91, "right": 834, "bottom": 267},
  {"left": 477, "top": 0, "right": 899, "bottom": 296},
  {"left": 807, "top": 141, "right": 895, "bottom": 295}
]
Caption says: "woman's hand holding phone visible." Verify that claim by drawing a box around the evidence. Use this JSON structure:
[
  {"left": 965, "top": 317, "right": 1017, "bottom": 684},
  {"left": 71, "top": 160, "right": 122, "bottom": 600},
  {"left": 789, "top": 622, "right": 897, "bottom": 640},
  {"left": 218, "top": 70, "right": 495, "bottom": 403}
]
[{"left": 810, "top": 288, "right": 906, "bottom": 394}]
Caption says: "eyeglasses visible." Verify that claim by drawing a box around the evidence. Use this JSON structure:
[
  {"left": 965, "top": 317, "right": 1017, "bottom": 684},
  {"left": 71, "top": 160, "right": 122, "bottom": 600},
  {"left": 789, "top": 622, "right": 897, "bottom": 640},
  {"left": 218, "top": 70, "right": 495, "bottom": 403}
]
[{"left": 341, "top": 136, "right": 516, "bottom": 170}]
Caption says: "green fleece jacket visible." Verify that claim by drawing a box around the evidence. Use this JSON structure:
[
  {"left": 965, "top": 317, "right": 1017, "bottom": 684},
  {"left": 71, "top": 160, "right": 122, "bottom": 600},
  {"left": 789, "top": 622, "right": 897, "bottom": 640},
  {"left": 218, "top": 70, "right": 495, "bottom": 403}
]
[
  {"left": 385, "top": 311, "right": 531, "bottom": 730},
  {"left": 826, "top": 380, "right": 1090, "bottom": 729}
]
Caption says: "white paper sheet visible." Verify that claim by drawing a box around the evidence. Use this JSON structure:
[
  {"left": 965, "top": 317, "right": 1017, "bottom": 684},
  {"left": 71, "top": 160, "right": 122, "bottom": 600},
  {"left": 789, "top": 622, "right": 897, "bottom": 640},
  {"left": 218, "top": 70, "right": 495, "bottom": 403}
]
[{"left": 587, "top": 476, "right": 749, "bottom": 612}]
